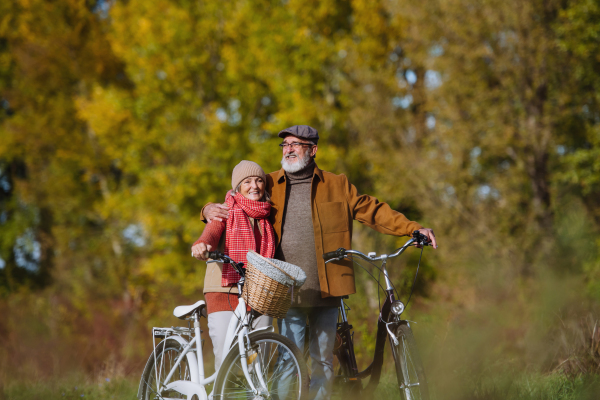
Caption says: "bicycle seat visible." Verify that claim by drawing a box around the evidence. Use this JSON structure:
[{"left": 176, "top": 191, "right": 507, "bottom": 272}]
[{"left": 173, "top": 300, "right": 207, "bottom": 319}]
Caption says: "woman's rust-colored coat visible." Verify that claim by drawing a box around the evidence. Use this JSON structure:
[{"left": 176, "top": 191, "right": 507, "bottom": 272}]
[{"left": 265, "top": 165, "right": 423, "bottom": 298}]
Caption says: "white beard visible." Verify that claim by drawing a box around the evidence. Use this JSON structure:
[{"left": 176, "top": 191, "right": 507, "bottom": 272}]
[{"left": 281, "top": 149, "right": 311, "bottom": 173}]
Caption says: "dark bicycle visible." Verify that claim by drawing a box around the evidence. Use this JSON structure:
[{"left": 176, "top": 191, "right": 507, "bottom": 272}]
[{"left": 321, "top": 230, "right": 431, "bottom": 400}]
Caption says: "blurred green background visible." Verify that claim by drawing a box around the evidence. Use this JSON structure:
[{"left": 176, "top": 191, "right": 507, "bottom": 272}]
[{"left": 1, "top": 0, "right": 600, "bottom": 398}]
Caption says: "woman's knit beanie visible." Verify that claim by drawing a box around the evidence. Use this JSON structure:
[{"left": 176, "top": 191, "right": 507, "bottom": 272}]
[{"left": 231, "top": 160, "right": 267, "bottom": 190}]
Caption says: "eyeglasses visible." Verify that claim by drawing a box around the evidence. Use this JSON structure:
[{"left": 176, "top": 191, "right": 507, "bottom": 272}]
[{"left": 279, "top": 142, "right": 314, "bottom": 150}]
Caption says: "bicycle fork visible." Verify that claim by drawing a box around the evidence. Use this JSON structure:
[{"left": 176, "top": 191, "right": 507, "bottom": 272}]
[
  {"left": 237, "top": 326, "right": 269, "bottom": 396},
  {"left": 233, "top": 297, "right": 269, "bottom": 398}
]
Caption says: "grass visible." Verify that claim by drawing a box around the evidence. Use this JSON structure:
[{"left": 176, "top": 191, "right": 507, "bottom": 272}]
[
  {"left": 337, "top": 371, "right": 600, "bottom": 400},
  {"left": 459, "top": 372, "right": 600, "bottom": 400},
  {"left": 2, "top": 371, "right": 599, "bottom": 400},
  {"left": 1, "top": 377, "right": 137, "bottom": 400}
]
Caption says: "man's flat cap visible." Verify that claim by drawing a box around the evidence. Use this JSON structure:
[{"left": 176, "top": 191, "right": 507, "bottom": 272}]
[{"left": 278, "top": 125, "right": 319, "bottom": 144}]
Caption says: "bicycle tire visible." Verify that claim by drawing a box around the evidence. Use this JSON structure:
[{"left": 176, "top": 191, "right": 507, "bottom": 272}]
[
  {"left": 138, "top": 338, "right": 193, "bottom": 400},
  {"left": 213, "top": 331, "right": 309, "bottom": 400},
  {"left": 391, "top": 322, "right": 430, "bottom": 400}
]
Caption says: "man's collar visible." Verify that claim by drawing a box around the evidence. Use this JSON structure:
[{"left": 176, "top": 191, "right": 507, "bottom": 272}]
[
  {"left": 314, "top": 165, "right": 324, "bottom": 181},
  {"left": 276, "top": 168, "right": 286, "bottom": 183},
  {"left": 276, "top": 163, "right": 323, "bottom": 183}
]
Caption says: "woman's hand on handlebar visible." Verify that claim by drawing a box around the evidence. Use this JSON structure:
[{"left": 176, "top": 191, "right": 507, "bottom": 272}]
[
  {"left": 416, "top": 228, "right": 437, "bottom": 249},
  {"left": 191, "top": 242, "right": 212, "bottom": 260}
]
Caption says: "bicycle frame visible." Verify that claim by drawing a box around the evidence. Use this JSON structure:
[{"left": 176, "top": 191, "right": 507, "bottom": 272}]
[
  {"left": 147, "top": 274, "right": 273, "bottom": 399},
  {"left": 332, "top": 238, "right": 416, "bottom": 391}
]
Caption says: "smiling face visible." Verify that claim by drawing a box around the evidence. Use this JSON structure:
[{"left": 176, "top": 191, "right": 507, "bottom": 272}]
[
  {"left": 280, "top": 135, "right": 318, "bottom": 173},
  {"left": 238, "top": 176, "right": 266, "bottom": 201}
]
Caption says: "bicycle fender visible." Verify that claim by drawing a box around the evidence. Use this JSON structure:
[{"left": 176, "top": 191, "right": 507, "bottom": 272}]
[
  {"left": 164, "top": 380, "right": 208, "bottom": 400},
  {"left": 250, "top": 325, "right": 275, "bottom": 335}
]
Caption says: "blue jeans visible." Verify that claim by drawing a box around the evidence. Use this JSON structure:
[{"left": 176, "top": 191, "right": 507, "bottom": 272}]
[{"left": 277, "top": 307, "right": 339, "bottom": 400}]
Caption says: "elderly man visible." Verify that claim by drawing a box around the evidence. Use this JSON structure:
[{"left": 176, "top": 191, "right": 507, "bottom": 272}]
[{"left": 201, "top": 125, "right": 437, "bottom": 400}]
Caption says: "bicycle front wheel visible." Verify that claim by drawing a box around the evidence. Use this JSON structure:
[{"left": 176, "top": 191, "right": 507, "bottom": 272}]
[
  {"left": 391, "top": 322, "right": 430, "bottom": 400},
  {"left": 138, "top": 338, "right": 192, "bottom": 400},
  {"left": 214, "top": 331, "right": 309, "bottom": 400}
]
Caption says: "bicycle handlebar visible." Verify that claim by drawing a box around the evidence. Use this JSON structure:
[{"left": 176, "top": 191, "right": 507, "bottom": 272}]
[
  {"left": 412, "top": 230, "right": 431, "bottom": 246},
  {"left": 206, "top": 251, "right": 246, "bottom": 278},
  {"left": 208, "top": 250, "right": 227, "bottom": 261},
  {"left": 322, "top": 248, "right": 346, "bottom": 261},
  {"left": 322, "top": 231, "right": 430, "bottom": 263}
]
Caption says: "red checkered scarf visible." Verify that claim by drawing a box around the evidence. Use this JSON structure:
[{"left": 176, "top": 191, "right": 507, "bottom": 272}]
[{"left": 222, "top": 191, "right": 275, "bottom": 286}]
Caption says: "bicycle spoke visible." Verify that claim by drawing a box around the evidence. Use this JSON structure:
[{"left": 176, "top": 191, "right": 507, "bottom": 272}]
[
  {"left": 264, "top": 343, "right": 278, "bottom": 375},
  {"left": 225, "top": 377, "right": 247, "bottom": 390},
  {"left": 402, "top": 338, "right": 417, "bottom": 396},
  {"left": 219, "top": 338, "right": 302, "bottom": 399},
  {"left": 142, "top": 342, "right": 191, "bottom": 400},
  {"left": 392, "top": 325, "right": 429, "bottom": 400}
]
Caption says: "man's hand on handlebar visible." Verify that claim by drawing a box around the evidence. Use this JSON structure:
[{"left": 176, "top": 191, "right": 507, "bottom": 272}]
[
  {"left": 416, "top": 228, "right": 437, "bottom": 249},
  {"left": 204, "top": 203, "right": 230, "bottom": 223},
  {"left": 191, "top": 242, "right": 212, "bottom": 260},
  {"left": 323, "top": 231, "right": 436, "bottom": 264}
]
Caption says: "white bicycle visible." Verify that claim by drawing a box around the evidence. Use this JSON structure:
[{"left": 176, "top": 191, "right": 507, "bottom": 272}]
[{"left": 137, "top": 252, "right": 309, "bottom": 400}]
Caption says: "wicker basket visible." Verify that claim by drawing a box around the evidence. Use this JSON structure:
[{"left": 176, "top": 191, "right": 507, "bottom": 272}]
[{"left": 242, "top": 251, "right": 306, "bottom": 318}]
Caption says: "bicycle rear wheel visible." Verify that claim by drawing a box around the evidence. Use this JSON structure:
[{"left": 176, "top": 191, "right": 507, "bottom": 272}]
[
  {"left": 391, "top": 322, "right": 430, "bottom": 400},
  {"left": 213, "top": 331, "right": 309, "bottom": 400},
  {"left": 138, "top": 338, "right": 192, "bottom": 400}
]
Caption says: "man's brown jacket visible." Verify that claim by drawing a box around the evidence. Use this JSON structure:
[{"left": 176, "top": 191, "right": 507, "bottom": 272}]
[{"left": 266, "top": 165, "right": 422, "bottom": 298}]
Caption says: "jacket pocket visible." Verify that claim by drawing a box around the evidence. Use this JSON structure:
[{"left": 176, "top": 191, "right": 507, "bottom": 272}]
[{"left": 318, "top": 202, "right": 349, "bottom": 233}]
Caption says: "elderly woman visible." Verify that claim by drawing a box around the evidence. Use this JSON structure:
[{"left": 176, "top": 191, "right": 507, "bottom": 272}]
[{"left": 191, "top": 160, "right": 274, "bottom": 372}]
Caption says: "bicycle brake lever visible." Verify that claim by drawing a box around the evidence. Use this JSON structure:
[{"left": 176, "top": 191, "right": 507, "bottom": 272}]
[{"left": 324, "top": 255, "right": 346, "bottom": 264}]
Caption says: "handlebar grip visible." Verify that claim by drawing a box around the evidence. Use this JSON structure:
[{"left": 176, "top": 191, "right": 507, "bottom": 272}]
[
  {"left": 412, "top": 230, "right": 431, "bottom": 245},
  {"left": 322, "top": 248, "right": 346, "bottom": 261},
  {"left": 208, "top": 251, "right": 224, "bottom": 260}
]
